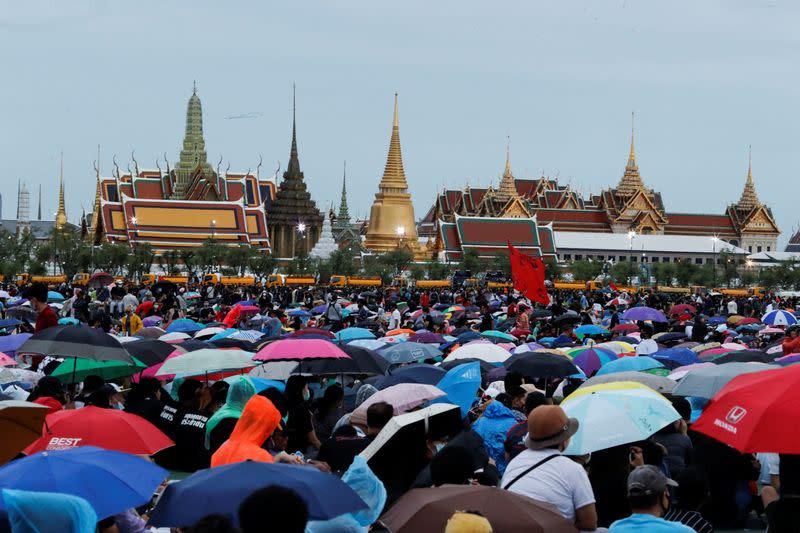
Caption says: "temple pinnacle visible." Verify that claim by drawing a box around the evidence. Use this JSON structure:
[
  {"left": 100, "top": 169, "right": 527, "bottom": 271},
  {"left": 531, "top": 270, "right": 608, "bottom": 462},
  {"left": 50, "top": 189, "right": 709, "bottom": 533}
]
[
  {"left": 629, "top": 112, "right": 636, "bottom": 163},
  {"left": 55, "top": 150, "right": 68, "bottom": 229}
]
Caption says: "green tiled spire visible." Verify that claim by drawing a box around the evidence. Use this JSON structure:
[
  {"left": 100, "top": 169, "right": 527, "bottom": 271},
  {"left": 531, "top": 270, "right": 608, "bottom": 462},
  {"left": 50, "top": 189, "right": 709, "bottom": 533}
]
[
  {"left": 173, "top": 82, "right": 214, "bottom": 198},
  {"left": 334, "top": 161, "right": 351, "bottom": 231}
]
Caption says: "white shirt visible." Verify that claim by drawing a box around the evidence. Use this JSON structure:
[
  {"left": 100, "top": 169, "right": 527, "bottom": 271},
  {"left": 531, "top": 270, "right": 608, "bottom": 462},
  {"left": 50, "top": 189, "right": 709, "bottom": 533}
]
[
  {"left": 388, "top": 309, "right": 402, "bottom": 330},
  {"left": 727, "top": 300, "right": 738, "bottom": 315},
  {"left": 501, "top": 448, "right": 595, "bottom": 522}
]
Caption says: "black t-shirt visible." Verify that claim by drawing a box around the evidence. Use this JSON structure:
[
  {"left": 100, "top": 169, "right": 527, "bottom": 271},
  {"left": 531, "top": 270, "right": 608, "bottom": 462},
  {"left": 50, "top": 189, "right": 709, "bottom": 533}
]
[
  {"left": 317, "top": 436, "right": 371, "bottom": 474},
  {"left": 208, "top": 417, "right": 238, "bottom": 455},
  {"left": 153, "top": 404, "right": 211, "bottom": 472},
  {"left": 286, "top": 404, "right": 313, "bottom": 455}
]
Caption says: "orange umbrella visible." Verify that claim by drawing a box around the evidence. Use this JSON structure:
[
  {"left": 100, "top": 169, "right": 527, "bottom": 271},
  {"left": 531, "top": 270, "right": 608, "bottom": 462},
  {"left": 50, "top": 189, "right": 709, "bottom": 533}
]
[{"left": 385, "top": 328, "right": 415, "bottom": 337}]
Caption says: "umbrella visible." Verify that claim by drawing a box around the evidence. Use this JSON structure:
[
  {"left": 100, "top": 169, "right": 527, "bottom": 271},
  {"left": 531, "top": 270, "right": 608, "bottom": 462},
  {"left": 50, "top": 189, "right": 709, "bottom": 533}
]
[
  {"left": 567, "top": 347, "right": 618, "bottom": 376},
  {"left": 651, "top": 348, "right": 701, "bottom": 369},
  {"left": 385, "top": 328, "right": 416, "bottom": 337},
  {"left": 774, "top": 353, "right": 800, "bottom": 365},
  {"left": 669, "top": 304, "right": 697, "bottom": 317},
  {"left": 254, "top": 338, "right": 349, "bottom": 362},
  {"left": 562, "top": 381, "right": 680, "bottom": 455},
  {"left": 228, "top": 330, "right": 264, "bottom": 342},
  {"left": 141, "top": 316, "right": 162, "bottom": 327},
  {"left": 156, "top": 348, "right": 256, "bottom": 377},
  {"left": 438, "top": 357, "right": 496, "bottom": 375},
  {"left": 335, "top": 327, "right": 376, "bottom": 342},
  {"left": 0, "top": 401, "right": 49, "bottom": 464},
  {"left": 151, "top": 280, "right": 178, "bottom": 295},
  {"left": 49, "top": 357, "right": 147, "bottom": 383},
  {"left": 0, "top": 319, "right": 21, "bottom": 330},
  {"left": 290, "top": 328, "right": 335, "bottom": 339},
  {"left": 504, "top": 351, "right": 579, "bottom": 378},
  {"left": 287, "top": 309, "right": 311, "bottom": 318},
  {"left": 481, "top": 330, "right": 517, "bottom": 342},
  {"left": 761, "top": 309, "right": 797, "bottom": 327},
  {"left": 360, "top": 403, "right": 461, "bottom": 461},
  {"left": 553, "top": 311, "right": 582, "bottom": 326},
  {"left": 380, "top": 484, "right": 577, "bottom": 533},
  {"left": 374, "top": 364, "right": 447, "bottom": 389},
  {"left": 193, "top": 326, "right": 226, "bottom": 339},
  {"left": 580, "top": 371, "right": 677, "bottom": 394},
  {"left": 347, "top": 339, "right": 387, "bottom": 351},
  {"left": 0, "top": 353, "right": 15, "bottom": 367},
  {"left": 620, "top": 306, "right": 668, "bottom": 323},
  {"left": 0, "top": 446, "right": 167, "bottom": 519},
  {"left": 595, "top": 355, "right": 664, "bottom": 376},
  {"left": 210, "top": 337, "right": 256, "bottom": 351},
  {"left": 158, "top": 331, "right": 191, "bottom": 343},
  {"left": 46, "top": 291, "right": 64, "bottom": 303},
  {"left": 350, "top": 384, "right": 446, "bottom": 427},
  {"left": 135, "top": 326, "right": 166, "bottom": 339},
  {"left": 407, "top": 332, "right": 447, "bottom": 344},
  {"left": 165, "top": 318, "right": 203, "bottom": 334},
  {"left": 672, "top": 362, "right": 774, "bottom": 399},
  {"left": 652, "top": 332, "right": 687, "bottom": 344},
  {"left": 19, "top": 325, "right": 134, "bottom": 363},
  {"left": 0, "top": 334, "right": 32, "bottom": 355},
  {"left": 24, "top": 406, "right": 173, "bottom": 455},
  {"left": 88, "top": 272, "right": 114, "bottom": 288},
  {"left": 710, "top": 349, "right": 773, "bottom": 365},
  {"left": 432, "top": 361, "right": 482, "bottom": 416},
  {"left": 5, "top": 306, "right": 37, "bottom": 322},
  {"left": 121, "top": 339, "right": 176, "bottom": 367},
  {"left": 149, "top": 461, "right": 366, "bottom": 527},
  {"left": 444, "top": 343, "right": 510, "bottom": 364},
  {"left": 249, "top": 361, "right": 299, "bottom": 381},
  {"left": 295, "top": 345, "right": 389, "bottom": 376},
  {"left": 574, "top": 325, "right": 609, "bottom": 338},
  {"left": 0, "top": 290, "right": 9, "bottom": 298},
  {"left": 611, "top": 323, "right": 639, "bottom": 334},
  {"left": 596, "top": 341, "right": 636, "bottom": 355},
  {"left": 378, "top": 342, "right": 442, "bottom": 365},
  {"left": 455, "top": 331, "right": 482, "bottom": 345},
  {"left": 692, "top": 364, "right": 800, "bottom": 453}
]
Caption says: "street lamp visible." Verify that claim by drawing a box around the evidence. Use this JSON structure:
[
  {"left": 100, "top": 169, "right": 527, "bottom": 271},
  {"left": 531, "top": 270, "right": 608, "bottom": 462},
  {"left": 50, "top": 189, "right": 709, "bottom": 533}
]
[
  {"left": 711, "top": 236, "right": 719, "bottom": 288},
  {"left": 627, "top": 231, "right": 636, "bottom": 285},
  {"left": 211, "top": 219, "right": 217, "bottom": 239}
]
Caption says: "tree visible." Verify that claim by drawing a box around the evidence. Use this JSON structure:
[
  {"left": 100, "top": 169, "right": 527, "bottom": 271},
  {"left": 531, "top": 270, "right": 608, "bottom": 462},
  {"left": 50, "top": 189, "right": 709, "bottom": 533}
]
[
  {"left": 544, "top": 258, "right": 561, "bottom": 281},
  {"left": 180, "top": 250, "right": 198, "bottom": 278},
  {"left": 651, "top": 263, "right": 676, "bottom": 287},
  {"left": 159, "top": 250, "right": 181, "bottom": 275},
  {"left": 39, "top": 227, "right": 91, "bottom": 278},
  {"left": 126, "top": 243, "right": 153, "bottom": 281},
  {"left": 287, "top": 255, "right": 311, "bottom": 275},
  {"left": 425, "top": 260, "right": 450, "bottom": 280},
  {"left": 609, "top": 262, "right": 632, "bottom": 283},
  {"left": 673, "top": 259, "right": 698, "bottom": 287},
  {"left": 326, "top": 249, "right": 357, "bottom": 276},
  {"left": 570, "top": 260, "right": 603, "bottom": 282},
  {"left": 249, "top": 252, "right": 276, "bottom": 283},
  {"left": 383, "top": 249, "right": 413, "bottom": 275},
  {"left": 96, "top": 242, "right": 129, "bottom": 275},
  {"left": 226, "top": 245, "right": 256, "bottom": 276},
  {"left": 196, "top": 238, "right": 225, "bottom": 274},
  {"left": 458, "top": 249, "right": 482, "bottom": 274},
  {"left": 717, "top": 251, "right": 739, "bottom": 288},
  {"left": 0, "top": 229, "right": 37, "bottom": 278}
]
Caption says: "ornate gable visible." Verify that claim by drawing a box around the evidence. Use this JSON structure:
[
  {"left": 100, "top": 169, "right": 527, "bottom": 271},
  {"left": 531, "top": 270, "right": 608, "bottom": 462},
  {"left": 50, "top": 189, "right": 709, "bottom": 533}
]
[
  {"left": 614, "top": 188, "right": 667, "bottom": 225},
  {"left": 499, "top": 196, "right": 532, "bottom": 218},
  {"left": 741, "top": 205, "right": 780, "bottom": 234}
]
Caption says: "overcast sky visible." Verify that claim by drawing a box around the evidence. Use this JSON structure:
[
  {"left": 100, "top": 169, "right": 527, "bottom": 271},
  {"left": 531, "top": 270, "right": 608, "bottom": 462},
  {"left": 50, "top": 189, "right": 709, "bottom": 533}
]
[{"left": 1, "top": 1, "right": 797, "bottom": 245}]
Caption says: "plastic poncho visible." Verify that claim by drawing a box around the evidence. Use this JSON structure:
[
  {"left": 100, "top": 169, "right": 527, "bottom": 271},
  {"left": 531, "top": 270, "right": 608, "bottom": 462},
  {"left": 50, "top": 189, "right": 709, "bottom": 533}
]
[
  {"left": 471, "top": 400, "right": 519, "bottom": 474},
  {"left": 306, "top": 456, "right": 387, "bottom": 532},
  {"left": 2, "top": 489, "right": 97, "bottom": 533},
  {"left": 211, "top": 395, "right": 281, "bottom": 467},
  {"left": 204, "top": 376, "right": 257, "bottom": 449}
]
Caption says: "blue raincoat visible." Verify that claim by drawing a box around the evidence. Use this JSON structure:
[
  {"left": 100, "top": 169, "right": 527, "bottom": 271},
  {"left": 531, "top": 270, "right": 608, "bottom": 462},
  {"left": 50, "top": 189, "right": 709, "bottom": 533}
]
[
  {"left": 2, "top": 489, "right": 97, "bottom": 533},
  {"left": 471, "top": 400, "right": 519, "bottom": 474}
]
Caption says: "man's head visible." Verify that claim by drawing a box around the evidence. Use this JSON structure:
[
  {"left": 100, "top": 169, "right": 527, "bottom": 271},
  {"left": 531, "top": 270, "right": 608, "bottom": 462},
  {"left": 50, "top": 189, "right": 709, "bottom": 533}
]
[
  {"left": 525, "top": 405, "right": 579, "bottom": 452},
  {"left": 24, "top": 283, "right": 48, "bottom": 311},
  {"left": 627, "top": 465, "right": 678, "bottom": 517},
  {"left": 125, "top": 304, "right": 134, "bottom": 315},
  {"left": 238, "top": 486, "right": 307, "bottom": 533},
  {"left": 366, "top": 401, "right": 393, "bottom": 436},
  {"left": 430, "top": 445, "right": 475, "bottom": 486}
]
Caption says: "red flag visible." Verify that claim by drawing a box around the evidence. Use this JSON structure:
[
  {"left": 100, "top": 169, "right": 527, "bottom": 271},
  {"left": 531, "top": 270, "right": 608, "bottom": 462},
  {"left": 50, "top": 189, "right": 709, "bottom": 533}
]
[
  {"left": 610, "top": 282, "right": 620, "bottom": 292},
  {"left": 507, "top": 242, "right": 549, "bottom": 305}
]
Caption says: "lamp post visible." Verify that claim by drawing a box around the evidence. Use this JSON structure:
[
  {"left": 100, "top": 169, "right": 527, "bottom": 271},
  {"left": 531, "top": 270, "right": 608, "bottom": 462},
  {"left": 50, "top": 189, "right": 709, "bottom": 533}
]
[
  {"left": 211, "top": 219, "right": 217, "bottom": 240},
  {"left": 627, "top": 230, "right": 636, "bottom": 285},
  {"left": 297, "top": 222, "right": 306, "bottom": 258},
  {"left": 711, "top": 236, "right": 719, "bottom": 288}
]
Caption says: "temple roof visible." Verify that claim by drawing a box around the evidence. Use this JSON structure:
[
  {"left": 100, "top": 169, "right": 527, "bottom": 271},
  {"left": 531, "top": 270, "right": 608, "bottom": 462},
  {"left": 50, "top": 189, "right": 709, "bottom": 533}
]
[
  {"left": 55, "top": 152, "right": 67, "bottom": 229},
  {"left": 615, "top": 115, "right": 646, "bottom": 196},
  {"left": 496, "top": 143, "right": 518, "bottom": 202},
  {"left": 736, "top": 150, "right": 761, "bottom": 211},
  {"left": 378, "top": 94, "right": 409, "bottom": 192},
  {"left": 174, "top": 84, "right": 214, "bottom": 194}
]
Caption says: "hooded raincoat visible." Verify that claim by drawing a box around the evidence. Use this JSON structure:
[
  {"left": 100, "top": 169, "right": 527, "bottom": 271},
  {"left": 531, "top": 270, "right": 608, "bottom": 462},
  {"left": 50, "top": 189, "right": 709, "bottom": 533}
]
[
  {"left": 471, "top": 400, "right": 519, "bottom": 474},
  {"left": 2, "top": 489, "right": 97, "bottom": 533},
  {"left": 204, "top": 376, "right": 257, "bottom": 449},
  {"left": 211, "top": 395, "right": 282, "bottom": 467}
]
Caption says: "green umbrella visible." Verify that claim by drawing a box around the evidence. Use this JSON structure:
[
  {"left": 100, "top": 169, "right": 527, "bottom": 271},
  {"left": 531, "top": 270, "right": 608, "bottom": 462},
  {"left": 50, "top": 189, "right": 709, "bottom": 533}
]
[{"left": 50, "top": 357, "right": 147, "bottom": 383}]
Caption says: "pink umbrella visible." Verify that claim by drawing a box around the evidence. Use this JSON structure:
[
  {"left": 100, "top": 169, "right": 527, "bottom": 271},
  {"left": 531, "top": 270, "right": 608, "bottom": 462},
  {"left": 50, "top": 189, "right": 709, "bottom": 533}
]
[
  {"left": 760, "top": 327, "right": 785, "bottom": 335},
  {"left": 236, "top": 305, "right": 260, "bottom": 316},
  {"left": 349, "top": 383, "right": 446, "bottom": 426},
  {"left": 497, "top": 342, "right": 516, "bottom": 352},
  {"left": 0, "top": 352, "right": 16, "bottom": 366},
  {"left": 132, "top": 349, "right": 185, "bottom": 381},
  {"left": 253, "top": 338, "right": 349, "bottom": 362},
  {"left": 699, "top": 347, "right": 734, "bottom": 357}
]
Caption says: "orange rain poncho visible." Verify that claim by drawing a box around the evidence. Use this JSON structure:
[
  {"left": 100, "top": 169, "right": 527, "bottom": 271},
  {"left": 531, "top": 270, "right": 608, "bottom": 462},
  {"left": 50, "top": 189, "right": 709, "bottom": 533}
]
[{"left": 211, "top": 395, "right": 282, "bottom": 467}]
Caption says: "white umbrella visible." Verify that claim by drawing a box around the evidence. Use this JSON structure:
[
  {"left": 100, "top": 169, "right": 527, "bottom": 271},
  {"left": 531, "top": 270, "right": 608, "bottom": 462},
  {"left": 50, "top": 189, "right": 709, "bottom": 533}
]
[
  {"left": 0, "top": 291, "right": 10, "bottom": 299},
  {"left": 360, "top": 403, "right": 461, "bottom": 461},
  {"left": 249, "top": 361, "right": 299, "bottom": 381},
  {"left": 350, "top": 383, "right": 446, "bottom": 427},
  {"left": 158, "top": 332, "right": 191, "bottom": 343},
  {"left": 444, "top": 343, "right": 510, "bottom": 364},
  {"left": 156, "top": 349, "right": 256, "bottom": 377},
  {"left": 194, "top": 327, "right": 226, "bottom": 339}
]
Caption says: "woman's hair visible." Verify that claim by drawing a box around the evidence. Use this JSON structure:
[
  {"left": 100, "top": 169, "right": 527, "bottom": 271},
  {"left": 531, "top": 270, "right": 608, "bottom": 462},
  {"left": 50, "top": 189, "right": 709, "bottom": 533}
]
[
  {"left": 315, "top": 384, "right": 344, "bottom": 418},
  {"left": 284, "top": 375, "right": 308, "bottom": 407},
  {"left": 28, "top": 376, "right": 66, "bottom": 405}
]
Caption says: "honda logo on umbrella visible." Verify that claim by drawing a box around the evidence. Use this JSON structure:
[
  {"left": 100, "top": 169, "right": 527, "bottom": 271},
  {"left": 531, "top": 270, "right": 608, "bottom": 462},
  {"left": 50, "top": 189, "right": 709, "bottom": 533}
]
[{"left": 726, "top": 406, "right": 747, "bottom": 425}]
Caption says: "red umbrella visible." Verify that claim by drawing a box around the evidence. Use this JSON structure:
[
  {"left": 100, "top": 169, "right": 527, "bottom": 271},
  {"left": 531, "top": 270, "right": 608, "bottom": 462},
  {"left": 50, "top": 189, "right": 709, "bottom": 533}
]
[
  {"left": 692, "top": 364, "right": 800, "bottom": 453},
  {"left": 88, "top": 272, "right": 114, "bottom": 288},
  {"left": 611, "top": 323, "right": 639, "bottom": 333},
  {"left": 737, "top": 317, "right": 760, "bottom": 326},
  {"left": 669, "top": 304, "right": 697, "bottom": 317},
  {"left": 24, "top": 406, "right": 174, "bottom": 455},
  {"left": 290, "top": 328, "right": 335, "bottom": 339}
]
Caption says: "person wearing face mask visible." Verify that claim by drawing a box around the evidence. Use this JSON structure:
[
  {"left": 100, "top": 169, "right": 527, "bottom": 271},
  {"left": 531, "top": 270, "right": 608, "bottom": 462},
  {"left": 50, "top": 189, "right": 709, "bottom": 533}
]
[
  {"left": 609, "top": 465, "right": 693, "bottom": 532},
  {"left": 284, "top": 376, "right": 321, "bottom": 456},
  {"left": 120, "top": 304, "right": 143, "bottom": 336}
]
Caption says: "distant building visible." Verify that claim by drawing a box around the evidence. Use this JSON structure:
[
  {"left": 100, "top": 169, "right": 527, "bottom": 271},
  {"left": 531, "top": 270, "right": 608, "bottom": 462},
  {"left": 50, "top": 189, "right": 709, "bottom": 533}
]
[
  {"left": 91, "top": 85, "right": 274, "bottom": 253},
  {"left": 331, "top": 163, "right": 362, "bottom": 250},
  {"left": 1, "top": 165, "right": 76, "bottom": 241}
]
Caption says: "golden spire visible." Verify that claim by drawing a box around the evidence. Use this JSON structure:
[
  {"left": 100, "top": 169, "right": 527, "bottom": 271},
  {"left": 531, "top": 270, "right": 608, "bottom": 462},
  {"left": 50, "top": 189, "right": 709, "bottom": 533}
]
[
  {"left": 616, "top": 112, "right": 646, "bottom": 196},
  {"left": 55, "top": 150, "right": 68, "bottom": 229},
  {"left": 737, "top": 145, "right": 761, "bottom": 210},
  {"left": 378, "top": 93, "right": 408, "bottom": 191},
  {"left": 497, "top": 136, "right": 518, "bottom": 202},
  {"left": 90, "top": 145, "right": 102, "bottom": 239}
]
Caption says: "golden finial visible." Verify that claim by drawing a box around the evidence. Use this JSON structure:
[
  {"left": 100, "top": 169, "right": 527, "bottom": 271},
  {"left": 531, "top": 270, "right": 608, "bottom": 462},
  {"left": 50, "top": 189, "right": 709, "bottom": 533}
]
[
  {"left": 393, "top": 92, "right": 399, "bottom": 128},
  {"left": 629, "top": 111, "right": 636, "bottom": 162},
  {"left": 505, "top": 136, "right": 511, "bottom": 176},
  {"left": 55, "top": 150, "right": 68, "bottom": 229},
  {"left": 747, "top": 144, "right": 753, "bottom": 184}
]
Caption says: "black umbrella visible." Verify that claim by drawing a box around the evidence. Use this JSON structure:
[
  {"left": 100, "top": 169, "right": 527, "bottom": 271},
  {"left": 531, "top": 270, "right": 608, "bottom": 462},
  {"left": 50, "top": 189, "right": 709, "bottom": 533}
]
[
  {"left": 6, "top": 306, "right": 37, "bottom": 323},
  {"left": 653, "top": 332, "right": 687, "bottom": 344},
  {"left": 176, "top": 339, "right": 213, "bottom": 352},
  {"left": 503, "top": 351, "right": 579, "bottom": 378},
  {"left": 122, "top": 339, "right": 175, "bottom": 367},
  {"left": 356, "top": 319, "right": 380, "bottom": 329},
  {"left": 19, "top": 325, "right": 134, "bottom": 363},
  {"left": 531, "top": 309, "right": 553, "bottom": 319},
  {"left": 210, "top": 338, "right": 256, "bottom": 351},
  {"left": 298, "top": 345, "right": 390, "bottom": 376},
  {"left": 711, "top": 350, "right": 773, "bottom": 365},
  {"left": 152, "top": 280, "right": 178, "bottom": 296},
  {"left": 553, "top": 311, "right": 581, "bottom": 327},
  {"left": 374, "top": 364, "right": 447, "bottom": 389},
  {"left": 438, "top": 357, "right": 496, "bottom": 375},
  {"left": 88, "top": 271, "right": 114, "bottom": 288}
]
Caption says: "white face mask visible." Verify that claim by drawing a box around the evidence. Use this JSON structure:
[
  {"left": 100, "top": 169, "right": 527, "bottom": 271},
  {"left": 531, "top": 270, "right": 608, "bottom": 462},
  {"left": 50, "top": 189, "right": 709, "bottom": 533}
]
[
  {"left": 434, "top": 441, "right": 446, "bottom": 453},
  {"left": 114, "top": 402, "right": 124, "bottom": 410}
]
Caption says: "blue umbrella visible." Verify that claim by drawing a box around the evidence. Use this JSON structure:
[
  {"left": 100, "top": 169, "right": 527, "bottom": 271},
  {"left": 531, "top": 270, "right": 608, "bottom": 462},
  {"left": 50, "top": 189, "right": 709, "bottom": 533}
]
[
  {"left": 480, "top": 330, "right": 517, "bottom": 342},
  {"left": 761, "top": 309, "right": 797, "bottom": 327},
  {"left": 620, "top": 306, "right": 668, "bottom": 323},
  {"left": 708, "top": 316, "right": 727, "bottom": 326},
  {"left": 595, "top": 356, "right": 665, "bottom": 376},
  {"left": 287, "top": 309, "right": 312, "bottom": 318},
  {"left": 47, "top": 291, "right": 65, "bottom": 303},
  {"left": 165, "top": 319, "right": 203, "bottom": 334},
  {"left": 378, "top": 342, "right": 442, "bottom": 364},
  {"left": 574, "top": 324, "right": 610, "bottom": 337},
  {"left": 149, "top": 461, "right": 366, "bottom": 527},
  {"left": 209, "top": 328, "right": 238, "bottom": 341},
  {"left": 455, "top": 331, "right": 481, "bottom": 345},
  {"left": 652, "top": 348, "right": 700, "bottom": 370},
  {"left": 335, "top": 327, "right": 376, "bottom": 342},
  {"left": 432, "top": 361, "right": 481, "bottom": 416},
  {"left": 374, "top": 364, "right": 447, "bottom": 389},
  {"left": 0, "top": 319, "right": 21, "bottom": 330},
  {"left": 0, "top": 446, "right": 167, "bottom": 519},
  {"left": 58, "top": 317, "right": 80, "bottom": 325},
  {"left": 0, "top": 334, "right": 32, "bottom": 355},
  {"left": 312, "top": 304, "right": 327, "bottom": 314}
]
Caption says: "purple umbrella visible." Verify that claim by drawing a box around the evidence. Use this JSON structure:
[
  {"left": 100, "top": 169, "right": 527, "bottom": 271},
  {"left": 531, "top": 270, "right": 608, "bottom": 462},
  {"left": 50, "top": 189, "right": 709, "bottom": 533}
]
[
  {"left": 142, "top": 316, "right": 162, "bottom": 327},
  {"left": 0, "top": 333, "right": 33, "bottom": 355},
  {"left": 311, "top": 304, "right": 327, "bottom": 314},
  {"left": 571, "top": 347, "right": 619, "bottom": 376},
  {"left": 775, "top": 354, "right": 800, "bottom": 365},
  {"left": 620, "top": 306, "right": 668, "bottom": 323},
  {"left": 407, "top": 332, "right": 447, "bottom": 344}
]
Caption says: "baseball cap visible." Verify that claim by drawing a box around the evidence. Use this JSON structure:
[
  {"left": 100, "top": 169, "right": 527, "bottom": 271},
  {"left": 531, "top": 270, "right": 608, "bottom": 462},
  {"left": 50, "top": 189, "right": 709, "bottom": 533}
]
[{"left": 627, "top": 465, "right": 678, "bottom": 496}]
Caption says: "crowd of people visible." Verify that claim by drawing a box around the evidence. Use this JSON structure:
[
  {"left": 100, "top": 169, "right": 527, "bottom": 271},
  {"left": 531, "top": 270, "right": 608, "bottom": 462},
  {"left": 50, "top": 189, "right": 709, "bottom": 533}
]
[{"left": 1, "top": 277, "right": 799, "bottom": 533}]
